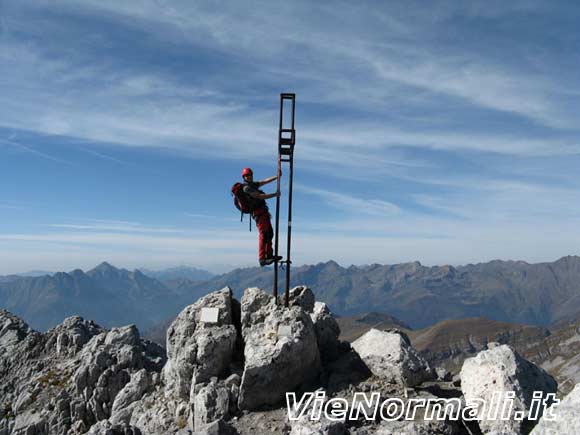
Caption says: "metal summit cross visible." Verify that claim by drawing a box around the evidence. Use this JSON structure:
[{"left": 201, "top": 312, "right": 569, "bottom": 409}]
[{"left": 273, "top": 93, "right": 296, "bottom": 307}]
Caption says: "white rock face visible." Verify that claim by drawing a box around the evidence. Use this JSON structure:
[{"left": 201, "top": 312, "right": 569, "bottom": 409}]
[
  {"left": 193, "top": 379, "right": 230, "bottom": 432},
  {"left": 46, "top": 315, "right": 104, "bottom": 357},
  {"left": 288, "top": 285, "right": 316, "bottom": 313},
  {"left": 238, "top": 287, "right": 321, "bottom": 410},
  {"left": 111, "top": 369, "right": 151, "bottom": 415},
  {"left": 310, "top": 302, "right": 341, "bottom": 365},
  {"left": 162, "top": 287, "right": 237, "bottom": 402},
  {"left": 460, "top": 344, "right": 557, "bottom": 435},
  {"left": 129, "top": 287, "right": 239, "bottom": 433},
  {"left": 86, "top": 419, "right": 142, "bottom": 434},
  {"left": 289, "top": 414, "right": 346, "bottom": 435},
  {"left": 529, "top": 383, "right": 580, "bottom": 435},
  {"left": 351, "top": 328, "right": 432, "bottom": 387}
]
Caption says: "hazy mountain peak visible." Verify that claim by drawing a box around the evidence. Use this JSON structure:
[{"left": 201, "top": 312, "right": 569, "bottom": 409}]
[
  {"left": 555, "top": 255, "right": 580, "bottom": 265},
  {"left": 90, "top": 261, "right": 117, "bottom": 273},
  {"left": 323, "top": 260, "right": 341, "bottom": 268}
]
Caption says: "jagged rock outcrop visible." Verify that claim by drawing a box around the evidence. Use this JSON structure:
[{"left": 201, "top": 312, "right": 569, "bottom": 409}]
[
  {"left": 287, "top": 285, "right": 316, "bottom": 313},
  {"left": 238, "top": 287, "right": 321, "bottom": 410},
  {"left": 72, "top": 324, "right": 164, "bottom": 425},
  {"left": 86, "top": 419, "right": 142, "bottom": 434},
  {"left": 129, "top": 287, "right": 239, "bottom": 434},
  {"left": 8, "top": 285, "right": 563, "bottom": 435},
  {"left": 192, "top": 378, "right": 231, "bottom": 431},
  {"left": 0, "top": 309, "right": 165, "bottom": 435},
  {"left": 163, "top": 287, "right": 237, "bottom": 401},
  {"left": 460, "top": 343, "right": 558, "bottom": 435},
  {"left": 530, "top": 383, "right": 580, "bottom": 435},
  {"left": 351, "top": 328, "right": 433, "bottom": 387},
  {"left": 311, "top": 302, "right": 342, "bottom": 365},
  {"left": 46, "top": 316, "right": 105, "bottom": 357}
]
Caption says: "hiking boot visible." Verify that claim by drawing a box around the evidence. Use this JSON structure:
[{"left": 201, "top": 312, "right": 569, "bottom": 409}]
[
  {"left": 266, "top": 255, "right": 283, "bottom": 264},
  {"left": 259, "top": 256, "right": 283, "bottom": 266}
]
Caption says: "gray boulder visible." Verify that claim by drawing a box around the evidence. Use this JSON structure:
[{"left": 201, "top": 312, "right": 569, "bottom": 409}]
[
  {"left": 310, "top": 301, "right": 341, "bottom": 364},
  {"left": 0, "top": 309, "right": 37, "bottom": 350},
  {"left": 288, "top": 286, "right": 316, "bottom": 313},
  {"left": 45, "top": 315, "right": 104, "bottom": 356},
  {"left": 529, "top": 382, "right": 580, "bottom": 435},
  {"left": 72, "top": 325, "right": 158, "bottom": 424},
  {"left": 111, "top": 369, "right": 151, "bottom": 415},
  {"left": 127, "top": 288, "right": 239, "bottom": 433},
  {"left": 238, "top": 287, "right": 321, "bottom": 410},
  {"left": 163, "top": 287, "right": 237, "bottom": 402},
  {"left": 192, "top": 378, "right": 230, "bottom": 432},
  {"left": 351, "top": 328, "right": 432, "bottom": 387},
  {"left": 460, "top": 343, "right": 558, "bottom": 435},
  {"left": 87, "top": 419, "right": 143, "bottom": 434},
  {"left": 193, "top": 418, "right": 236, "bottom": 435},
  {"left": 289, "top": 415, "right": 346, "bottom": 435}
]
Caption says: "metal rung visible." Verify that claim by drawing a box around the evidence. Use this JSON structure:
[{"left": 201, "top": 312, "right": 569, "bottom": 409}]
[{"left": 279, "top": 129, "right": 295, "bottom": 146}]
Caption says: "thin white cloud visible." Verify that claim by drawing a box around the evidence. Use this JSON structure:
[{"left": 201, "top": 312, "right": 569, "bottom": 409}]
[
  {"left": 297, "top": 185, "right": 400, "bottom": 216},
  {"left": 47, "top": 223, "right": 182, "bottom": 234},
  {"left": 2, "top": 0, "right": 580, "bottom": 273},
  {"left": 31, "top": 0, "right": 576, "bottom": 129},
  {"left": 0, "top": 137, "right": 74, "bottom": 165},
  {"left": 183, "top": 213, "right": 227, "bottom": 220}
]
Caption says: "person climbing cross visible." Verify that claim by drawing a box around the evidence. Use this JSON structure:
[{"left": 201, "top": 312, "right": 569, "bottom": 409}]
[{"left": 241, "top": 167, "right": 283, "bottom": 266}]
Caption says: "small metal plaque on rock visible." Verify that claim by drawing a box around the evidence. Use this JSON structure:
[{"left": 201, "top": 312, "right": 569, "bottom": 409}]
[
  {"left": 277, "top": 325, "right": 292, "bottom": 338},
  {"left": 200, "top": 307, "right": 219, "bottom": 323}
]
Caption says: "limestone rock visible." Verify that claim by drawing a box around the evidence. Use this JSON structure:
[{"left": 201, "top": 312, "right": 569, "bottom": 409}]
[
  {"left": 460, "top": 344, "right": 558, "bottom": 435},
  {"left": 289, "top": 414, "right": 346, "bottom": 435},
  {"left": 238, "top": 287, "right": 321, "bottom": 410},
  {"left": 163, "top": 287, "right": 237, "bottom": 402},
  {"left": 45, "top": 316, "right": 105, "bottom": 356},
  {"left": 193, "top": 379, "right": 230, "bottom": 432},
  {"left": 87, "top": 419, "right": 143, "bottom": 434},
  {"left": 310, "top": 302, "right": 341, "bottom": 364},
  {"left": 351, "top": 329, "right": 432, "bottom": 387},
  {"left": 111, "top": 369, "right": 151, "bottom": 415},
  {"left": 530, "top": 383, "right": 580, "bottom": 435},
  {"left": 288, "top": 286, "right": 316, "bottom": 313},
  {"left": 193, "top": 418, "right": 236, "bottom": 435},
  {"left": 0, "top": 309, "right": 36, "bottom": 349}
]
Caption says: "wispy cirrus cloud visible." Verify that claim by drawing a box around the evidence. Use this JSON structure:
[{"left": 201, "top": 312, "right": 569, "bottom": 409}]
[
  {"left": 47, "top": 220, "right": 182, "bottom": 234},
  {"left": 2, "top": 0, "right": 580, "bottom": 273},
  {"left": 297, "top": 185, "right": 400, "bottom": 216}
]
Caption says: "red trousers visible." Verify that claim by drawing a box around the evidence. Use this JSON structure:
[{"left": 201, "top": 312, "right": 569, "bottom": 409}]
[{"left": 253, "top": 208, "right": 273, "bottom": 260}]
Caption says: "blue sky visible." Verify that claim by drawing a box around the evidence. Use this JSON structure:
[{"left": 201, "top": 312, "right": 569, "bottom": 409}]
[{"left": 1, "top": 0, "right": 580, "bottom": 274}]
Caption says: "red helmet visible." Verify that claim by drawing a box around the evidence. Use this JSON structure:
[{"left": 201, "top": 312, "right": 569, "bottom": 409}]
[{"left": 241, "top": 167, "right": 253, "bottom": 177}]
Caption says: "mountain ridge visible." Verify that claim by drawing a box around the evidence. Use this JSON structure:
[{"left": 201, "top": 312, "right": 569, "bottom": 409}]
[{"left": 2, "top": 256, "right": 580, "bottom": 332}]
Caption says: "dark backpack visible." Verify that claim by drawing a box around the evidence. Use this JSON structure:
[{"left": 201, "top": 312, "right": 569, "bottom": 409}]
[
  {"left": 231, "top": 182, "right": 253, "bottom": 214},
  {"left": 231, "top": 182, "right": 267, "bottom": 231}
]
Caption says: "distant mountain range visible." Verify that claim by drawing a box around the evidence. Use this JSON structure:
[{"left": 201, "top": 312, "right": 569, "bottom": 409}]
[
  {"left": 177, "top": 255, "right": 580, "bottom": 328},
  {"left": 138, "top": 265, "right": 214, "bottom": 282},
  {"left": 0, "top": 262, "right": 201, "bottom": 331},
  {"left": 2, "top": 256, "right": 580, "bottom": 332}
]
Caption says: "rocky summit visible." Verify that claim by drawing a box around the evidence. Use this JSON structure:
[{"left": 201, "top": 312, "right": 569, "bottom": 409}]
[{"left": 0, "top": 287, "right": 577, "bottom": 435}]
